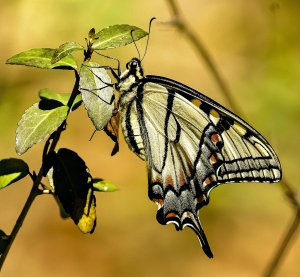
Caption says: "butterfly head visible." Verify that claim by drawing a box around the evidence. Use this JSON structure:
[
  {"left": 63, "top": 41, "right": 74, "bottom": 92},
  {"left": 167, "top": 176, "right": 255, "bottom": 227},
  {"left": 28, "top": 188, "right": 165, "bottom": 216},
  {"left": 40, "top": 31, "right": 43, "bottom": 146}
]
[
  {"left": 116, "top": 58, "right": 144, "bottom": 92},
  {"left": 125, "top": 57, "right": 144, "bottom": 79}
]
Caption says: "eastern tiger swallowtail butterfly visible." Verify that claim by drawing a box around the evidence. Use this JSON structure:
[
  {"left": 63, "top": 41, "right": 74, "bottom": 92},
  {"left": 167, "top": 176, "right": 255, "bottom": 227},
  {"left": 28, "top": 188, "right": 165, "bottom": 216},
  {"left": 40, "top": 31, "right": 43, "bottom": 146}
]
[{"left": 114, "top": 57, "right": 282, "bottom": 258}]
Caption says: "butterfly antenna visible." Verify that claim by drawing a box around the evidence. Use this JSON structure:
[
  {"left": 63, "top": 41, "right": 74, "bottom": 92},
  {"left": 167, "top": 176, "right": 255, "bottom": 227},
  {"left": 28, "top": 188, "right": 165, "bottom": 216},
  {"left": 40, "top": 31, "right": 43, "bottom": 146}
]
[
  {"left": 89, "top": 129, "right": 97, "bottom": 141},
  {"left": 95, "top": 51, "right": 121, "bottom": 76},
  {"left": 141, "top": 17, "right": 156, "bottom": 61},
  {"left": 130, "top": 30, "right": 141, "bottom": 60}
]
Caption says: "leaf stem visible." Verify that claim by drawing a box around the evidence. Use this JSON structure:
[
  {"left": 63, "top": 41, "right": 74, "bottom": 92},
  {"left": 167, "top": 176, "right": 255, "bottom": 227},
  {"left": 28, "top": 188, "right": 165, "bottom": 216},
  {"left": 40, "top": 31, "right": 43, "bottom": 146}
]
[{"left": 46, "top": 70, "right": 80, "bottom": 155}]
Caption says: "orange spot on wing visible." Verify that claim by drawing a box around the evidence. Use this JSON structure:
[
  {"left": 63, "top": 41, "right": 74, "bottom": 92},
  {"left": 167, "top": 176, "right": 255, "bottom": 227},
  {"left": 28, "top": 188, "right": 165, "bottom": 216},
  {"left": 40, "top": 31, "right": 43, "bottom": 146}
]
[
  {"left": 203, "top": 175, "right": 215, "bottom": 187},
  {"left": 178, "top": 170, "right": 187, "bottom": 186},
  {"left": 152, "top": 177, "right": 163, "bottom": 184},
  {"left": 153, "top": 198, "right": 164, "bottom": 207},
  {"left": 166, "top": 212, "right": 177, "bottom": 219},
  {"left": 209, "top": 154, "right": 218, "bottom": 164},
  {"left": 211, "top": 133, "right": 220, "bottom": 143},
  {"left": 164, "top": 175, "right": 174, "bottom": 187}
]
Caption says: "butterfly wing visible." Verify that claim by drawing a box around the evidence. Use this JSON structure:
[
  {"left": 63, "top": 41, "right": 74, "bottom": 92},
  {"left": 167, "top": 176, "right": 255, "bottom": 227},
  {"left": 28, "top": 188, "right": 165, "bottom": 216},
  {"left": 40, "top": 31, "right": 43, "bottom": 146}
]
[
  {"left": 120, "top": 75, "right": 281, "bottom": 257},
  {"left": 143, "top": 76, "right": 281, "bottom": 185}
]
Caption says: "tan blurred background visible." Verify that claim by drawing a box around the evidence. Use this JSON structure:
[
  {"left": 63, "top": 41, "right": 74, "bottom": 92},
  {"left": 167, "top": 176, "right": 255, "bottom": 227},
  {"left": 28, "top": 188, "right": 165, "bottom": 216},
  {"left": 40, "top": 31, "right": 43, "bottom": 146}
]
[{"left": 0, "top": 0, "right": 299, "bottom": 276}]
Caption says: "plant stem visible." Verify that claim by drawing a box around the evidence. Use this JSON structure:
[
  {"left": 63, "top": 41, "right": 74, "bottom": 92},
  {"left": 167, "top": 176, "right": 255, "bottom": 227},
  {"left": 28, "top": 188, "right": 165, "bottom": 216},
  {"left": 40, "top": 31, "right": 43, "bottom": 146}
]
[
  {"left": 46, "top": 70, "right": 80, "bottom": 155},
  {"left": 0, "top": 69, "right": 80, "bottom": 270},
  {"left": 0, "top": 169, "right": 42, "bottom": 270}
]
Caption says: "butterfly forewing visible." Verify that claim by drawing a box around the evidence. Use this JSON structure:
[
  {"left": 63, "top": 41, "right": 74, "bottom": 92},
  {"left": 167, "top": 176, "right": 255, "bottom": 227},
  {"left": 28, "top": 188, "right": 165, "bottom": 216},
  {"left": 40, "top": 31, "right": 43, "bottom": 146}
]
[
  {"left": 116, "top": 58, "right": 281, "bottom": 258},
  {"left": 146, "top": 75, "right": 281, "bottom": 183}
]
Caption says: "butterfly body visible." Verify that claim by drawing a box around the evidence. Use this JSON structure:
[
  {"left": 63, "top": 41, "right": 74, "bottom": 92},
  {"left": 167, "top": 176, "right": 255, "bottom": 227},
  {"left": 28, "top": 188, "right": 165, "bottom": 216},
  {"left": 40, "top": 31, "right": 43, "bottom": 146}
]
[{"left": 115, "top": 57, "right": 282, "bottom": 258}]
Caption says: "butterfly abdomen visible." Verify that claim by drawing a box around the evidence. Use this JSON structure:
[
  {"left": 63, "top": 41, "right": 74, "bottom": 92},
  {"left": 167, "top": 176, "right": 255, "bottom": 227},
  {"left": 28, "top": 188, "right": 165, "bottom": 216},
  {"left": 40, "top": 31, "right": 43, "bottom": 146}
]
[{"left": 120, "top": 99, "right": 146, "bottom": 161}]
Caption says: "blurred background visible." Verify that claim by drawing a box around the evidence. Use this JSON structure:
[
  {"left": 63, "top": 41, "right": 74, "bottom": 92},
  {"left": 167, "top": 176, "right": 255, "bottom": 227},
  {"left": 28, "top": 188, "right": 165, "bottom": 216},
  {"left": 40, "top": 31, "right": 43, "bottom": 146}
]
[{"left": 0, "top": 0, "right": 299, "bottom": 276}]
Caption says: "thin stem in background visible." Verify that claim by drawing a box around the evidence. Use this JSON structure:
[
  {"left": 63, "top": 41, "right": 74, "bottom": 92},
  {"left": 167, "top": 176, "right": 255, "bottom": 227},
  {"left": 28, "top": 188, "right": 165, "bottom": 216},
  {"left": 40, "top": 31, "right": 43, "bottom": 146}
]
[
  {"left": 165, "top": 0, "right": 300, "bottom": 276},
  {"left": 263, "top": 210, "right": 300, "bottom": 277},
  {"left": 165, "top": 0, "right": 242, "bottom": 115}
]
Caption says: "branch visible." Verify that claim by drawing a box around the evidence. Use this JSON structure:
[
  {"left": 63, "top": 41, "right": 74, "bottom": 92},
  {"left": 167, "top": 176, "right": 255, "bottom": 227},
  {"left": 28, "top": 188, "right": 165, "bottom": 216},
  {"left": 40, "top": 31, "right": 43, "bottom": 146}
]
[
  {"left": 0, "top": 170, "right": 42, "bottom": 270},
  {"left": 164, "top": 0, "right": 300, "bottom": 275},
  {"left": 262, "top": 180, "right": 300, "bottom": 277},
  {"left": 165, "top": 0, "right": 242, "bottom": 115},
  {"left": 263, "top": 210, "right": 300, "bottom": 277}
]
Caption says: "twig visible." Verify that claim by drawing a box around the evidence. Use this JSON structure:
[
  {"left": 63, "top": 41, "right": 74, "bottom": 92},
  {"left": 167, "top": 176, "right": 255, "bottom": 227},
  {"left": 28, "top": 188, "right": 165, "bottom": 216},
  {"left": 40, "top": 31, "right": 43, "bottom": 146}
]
[
  {"left": 261, "top": 179, "right": 300, "bottom": 277},
  {"left": 0, "top": 170, "right": 42, "bottom": 270},
  {"left": 165, "top": 0, "right": 242, "bottom": 115},
  {"left": 263, "top": 210, "right": 300, "bottom": 277},
  {"left": 164, "top": 0, "right": 300, "bottom": 276}
]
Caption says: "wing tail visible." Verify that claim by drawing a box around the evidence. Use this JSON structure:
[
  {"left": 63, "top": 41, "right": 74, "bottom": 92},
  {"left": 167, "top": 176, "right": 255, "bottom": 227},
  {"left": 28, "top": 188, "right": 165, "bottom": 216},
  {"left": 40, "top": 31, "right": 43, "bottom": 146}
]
[
  {"left": 183, "top": 215, "right": 214, "bottom": 258},
  {"left": 150, "top": 170, "right": 213, "bottom": 258}
]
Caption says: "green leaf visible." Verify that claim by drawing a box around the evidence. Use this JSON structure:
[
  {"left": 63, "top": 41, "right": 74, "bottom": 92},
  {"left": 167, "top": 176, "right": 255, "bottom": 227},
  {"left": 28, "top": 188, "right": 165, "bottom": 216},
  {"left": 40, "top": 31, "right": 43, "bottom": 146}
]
[
  {"left": 92, "top": 24, "right": 148, "bottom": 50},
  {"left": 39, "top": 88, "right": 82, "bottom": 111},
  {"left": 52, "top": 42, "right": 84, "bottom": 64},
  {"left": 6, "top": 48, "right": 77, "bottom": 70},
  {"left": 52, "top": 148, "right": 96, "bottom": 234},
  {"left": 16, "top": 103, "right": 69, "bottom": 155},
  {"left": 0, "top": 230, "right": 10, "bottom": 254},
  {"left": 0, "top": 158, "right": 29, "bottom": 189},
  {"left": 79, "top": 61, "right": 114, "bottom": 130},
  {"left": 93, "top": 178, "right": 118, "bottom": 192}
]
